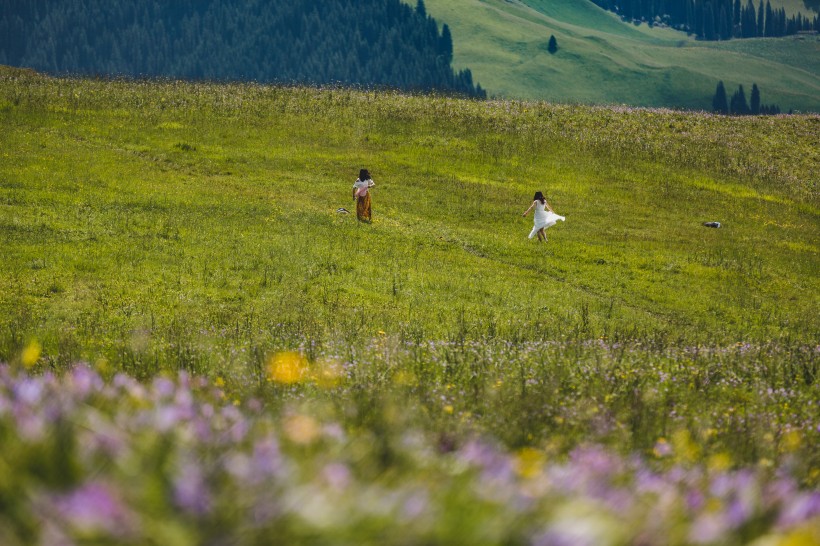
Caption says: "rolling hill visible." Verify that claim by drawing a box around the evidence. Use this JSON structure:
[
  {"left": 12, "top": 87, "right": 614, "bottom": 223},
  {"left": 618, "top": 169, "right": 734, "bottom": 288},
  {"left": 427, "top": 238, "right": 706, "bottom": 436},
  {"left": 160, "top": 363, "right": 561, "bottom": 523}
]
[{"left": 423, "top": 0, "right": 820, "bottom": 111}]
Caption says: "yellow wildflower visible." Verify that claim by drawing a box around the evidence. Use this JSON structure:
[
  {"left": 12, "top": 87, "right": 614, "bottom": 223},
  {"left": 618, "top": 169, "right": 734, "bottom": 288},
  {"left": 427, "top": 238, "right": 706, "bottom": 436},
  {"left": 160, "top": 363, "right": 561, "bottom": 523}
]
[
  {"left": 266, "top": 351, "right": 308, "bottom": 384},
  {"left": 21, "top": 341, "right": 41, "bottom": 369}
]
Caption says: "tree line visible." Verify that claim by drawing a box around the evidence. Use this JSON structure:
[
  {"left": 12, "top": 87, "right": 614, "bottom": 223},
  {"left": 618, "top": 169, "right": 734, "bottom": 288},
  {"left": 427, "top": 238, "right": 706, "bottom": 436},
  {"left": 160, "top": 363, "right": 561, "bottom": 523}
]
[
  {"left": 590, "top": 0, "right": 818, "bottom": 40},
  {"left": 712, "top": 81, "right": 781, "bottom": 114},
  {"left": 0, "top": 0, "right": 486, "bottom": 98}
]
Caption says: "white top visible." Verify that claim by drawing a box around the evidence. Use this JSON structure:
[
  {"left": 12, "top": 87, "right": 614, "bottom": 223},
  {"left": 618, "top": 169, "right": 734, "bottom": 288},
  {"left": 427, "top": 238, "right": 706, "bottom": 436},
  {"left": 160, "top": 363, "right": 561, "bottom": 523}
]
[
  {"left": 533, "top": 200, "right": 548, "bottom": 224},
  {"left": 353, "top": 178, "right": 375, "bottom": 197}
]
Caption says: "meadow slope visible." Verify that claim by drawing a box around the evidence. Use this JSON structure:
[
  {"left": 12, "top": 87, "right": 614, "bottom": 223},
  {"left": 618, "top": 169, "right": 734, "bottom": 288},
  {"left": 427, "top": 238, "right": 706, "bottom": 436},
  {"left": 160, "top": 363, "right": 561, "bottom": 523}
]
[
  {"left": 1, "top": 67, "right": 818, "bottom": 363},
  {"left": 1, "top": 68, "right": 819, "bottom": 545},
  {"left": 423, "top": 0, "right": 820, "bottom": 111}
]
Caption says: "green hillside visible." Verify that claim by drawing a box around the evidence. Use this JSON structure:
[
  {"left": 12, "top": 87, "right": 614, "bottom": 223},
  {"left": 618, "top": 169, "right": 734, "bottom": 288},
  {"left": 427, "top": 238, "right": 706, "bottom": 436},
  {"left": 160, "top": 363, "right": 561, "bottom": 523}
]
[
  {"left": 771, "top": 0, "right": 819, "bottom": 16},
  {"left": 1, "top": 69, "right": 818, "bottom": 545},
  {"left": 423, "top": 0, "right": 820, "bottom": 111}
]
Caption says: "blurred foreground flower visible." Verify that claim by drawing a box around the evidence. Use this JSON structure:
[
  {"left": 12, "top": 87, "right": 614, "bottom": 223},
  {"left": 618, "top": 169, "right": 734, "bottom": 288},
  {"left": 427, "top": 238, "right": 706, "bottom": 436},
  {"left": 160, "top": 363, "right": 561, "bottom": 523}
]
[
  {"left": 52, "top": 482, "right": 137, "bottom": 538},
  {"left": 1, "top": 365, "right": 818, "bottom": 546},
  {"left": 311, "top": 358, "right": 344, "bottom": 388},
  {"left": 21, "top": 340, "right": 41, "bottom": 369},
  {"left": 533, "top": 500, "right": 624, "bottom": 546},
  {"left": 653, "top": 438, "right": 673, "bottom": 458},
  {"left": 267, "top": 351, "right": 308, "bottom": 384},
  {"left": 515, "top": 447, "right": 545, "bottom": 479},
  {"left": 284, "top": 413, "right": 321, "bottom": 445}
]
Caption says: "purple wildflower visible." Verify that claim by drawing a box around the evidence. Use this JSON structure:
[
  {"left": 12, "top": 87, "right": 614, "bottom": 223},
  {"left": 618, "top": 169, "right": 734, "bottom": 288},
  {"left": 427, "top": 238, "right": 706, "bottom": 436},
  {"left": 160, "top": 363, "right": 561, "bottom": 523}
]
[
  {"left": 53, "top": 482, "right": 136, "bottom": 537},
  {"left": 173, "top": 458, "right": 212, "bottom": 516}
]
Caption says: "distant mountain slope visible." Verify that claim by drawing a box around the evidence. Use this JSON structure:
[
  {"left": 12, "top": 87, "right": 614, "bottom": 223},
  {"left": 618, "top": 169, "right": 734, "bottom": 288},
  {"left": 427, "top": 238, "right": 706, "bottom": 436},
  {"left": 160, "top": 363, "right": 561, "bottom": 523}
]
[
  {"left": 587, "top": 0, "right": 817, "bottom": 40},
  {"left": 424, "top": 0, "right": 820, "bottom": 111}
]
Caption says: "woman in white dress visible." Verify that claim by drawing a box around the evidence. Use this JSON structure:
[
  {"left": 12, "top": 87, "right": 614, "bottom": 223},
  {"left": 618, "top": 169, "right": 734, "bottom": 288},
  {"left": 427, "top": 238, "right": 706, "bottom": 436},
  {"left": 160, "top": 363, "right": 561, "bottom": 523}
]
[{"left": 522, "top": 191, "right": 564, "bottom": 242}]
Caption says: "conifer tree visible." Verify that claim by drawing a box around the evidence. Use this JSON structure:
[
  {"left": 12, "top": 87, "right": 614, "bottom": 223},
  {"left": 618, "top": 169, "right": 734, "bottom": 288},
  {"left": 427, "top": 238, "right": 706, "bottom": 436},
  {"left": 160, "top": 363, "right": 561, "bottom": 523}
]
[
  {"left": 439, "top": 23, "right": 453, "bottom": 64},
  {"left": 713, "top": 80, "right": 729, "bottom": 113},
  {"left": 719, "top": 4, "right": 731, "bottom": 39},
  {"left": 733, "top": 0, "right": 742, "bottom": 36},
  {"left": 686, "top": 0, "right": 696, "bottom": 31},
  {"left": 750, "top": 83, "right": 760, "bottom": 114},
  {"left": 706, "top": 1, "right": 718, "bottom": 39},
  {"left": 757, "top": 0, "right": 765, "bottom": 36},
  {"left": 765, "top": 0, "right": 774, "bottom": 36},
  {"left": 730, "top": 84, "right": 750, "bottom": 115},
  {"left": 548, "top": 34, "right": 558, "bottom": 54},
  {"left": 416, "top": 0, "right": 426, "bottom": 18},
  {"left": 777, "top": 7, "right": 786, "bottom": 35},
  {"left": 742, "top": 0, "right": 757, "bottom": 37}
]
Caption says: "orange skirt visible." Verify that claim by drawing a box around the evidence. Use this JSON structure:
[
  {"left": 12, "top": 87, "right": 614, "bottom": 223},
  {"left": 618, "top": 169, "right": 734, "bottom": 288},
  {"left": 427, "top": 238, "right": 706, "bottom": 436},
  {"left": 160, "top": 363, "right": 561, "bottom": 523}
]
[{"left": 356, "top": 192, "right": 371, "bottom": 222}]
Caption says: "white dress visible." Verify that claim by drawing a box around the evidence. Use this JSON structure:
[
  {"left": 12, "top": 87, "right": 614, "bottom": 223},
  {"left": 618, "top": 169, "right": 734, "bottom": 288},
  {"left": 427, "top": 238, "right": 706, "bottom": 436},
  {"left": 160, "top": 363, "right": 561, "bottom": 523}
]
[{"left": 529, "top": 201, "right": 565, "bottom": 239}]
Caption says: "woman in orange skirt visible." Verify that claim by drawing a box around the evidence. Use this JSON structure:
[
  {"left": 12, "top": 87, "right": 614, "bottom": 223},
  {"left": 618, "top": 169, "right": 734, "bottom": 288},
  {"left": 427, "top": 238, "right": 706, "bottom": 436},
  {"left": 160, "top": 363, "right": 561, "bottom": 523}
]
[{"left": 352, "top": 169, "right": 375, "bottom": 223}]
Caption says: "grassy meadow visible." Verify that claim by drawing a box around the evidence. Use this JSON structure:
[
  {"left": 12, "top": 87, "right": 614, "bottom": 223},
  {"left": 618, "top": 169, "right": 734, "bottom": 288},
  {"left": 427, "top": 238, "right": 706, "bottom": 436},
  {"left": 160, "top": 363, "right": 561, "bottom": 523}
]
[
  {"left": 423, "top": 0, "right": 820, "bottom": 112},
  {"left": 1, "top": 67, "right": 819, "bottom": 544},
  {"left": 770, "top": 0, "right": 819, "bottom": 16}
]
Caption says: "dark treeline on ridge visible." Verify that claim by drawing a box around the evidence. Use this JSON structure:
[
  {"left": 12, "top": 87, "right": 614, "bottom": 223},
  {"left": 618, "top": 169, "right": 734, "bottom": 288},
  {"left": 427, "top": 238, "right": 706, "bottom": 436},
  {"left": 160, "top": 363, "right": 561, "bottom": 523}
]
[
  {"left": 591, "top": 0, "right": 818, "bottom": 40},
  {"left": 0, "top": 0, "right": 485, "bottom": 97},
  {"left": 712, "top": 81, "right": 781, "bottom": 114}
]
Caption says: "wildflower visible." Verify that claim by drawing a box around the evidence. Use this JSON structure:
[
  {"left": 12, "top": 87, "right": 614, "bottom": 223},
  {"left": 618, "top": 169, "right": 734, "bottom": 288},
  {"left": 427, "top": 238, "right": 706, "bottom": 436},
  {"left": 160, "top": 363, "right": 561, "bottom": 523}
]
[
  {"left": 69, "top": 365, "right": 102, "bottom": 398},
  {"left": 709, "top": 453, "right": 732, "bottom": 471},
  {"left": 283, "top": 414, "right": 320, "bottom": 445},
  {"left": 153, "top": 376, "right": 176, "bottom": 398},
  {"left": 267, "top": 352, "right": 308, "bottom": 384},
  {"left": 321, "top": 463, "right": 351, "bottom": 490},
  {"left": 534, "top": 501, "right": 623, "bottom": 546},
  {"left": 515, "top": 447, "right": 545, "bottom": 479},
  {"left": 653, "top": 438, "right": 673, "bottom": 458},
  {"left": 21, "top": 340, "right": 41, "bottom": 369},
  {"left": 173, "top": 459, "right": 212, "bottom": 515},
  {"left": 782, "top": 430, "right": 802, "bottom": 452},
  {"left": 689, "top": 512, "right": 730, "bottom": 544},
  {"left": 54, "top": 482, "right": 135, "bottom": 537},
  {"left": 672, "top": 430, "right": 700, "bottom": 463}
]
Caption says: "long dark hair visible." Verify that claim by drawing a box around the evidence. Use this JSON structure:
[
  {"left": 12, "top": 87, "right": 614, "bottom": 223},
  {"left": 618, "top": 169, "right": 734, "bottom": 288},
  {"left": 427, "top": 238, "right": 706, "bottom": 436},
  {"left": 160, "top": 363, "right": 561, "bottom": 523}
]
[
  {"left": 359, "top": 168, "right": 371, "bottom": 181},
  {"left": 533, "top": 191, "right": 545, "bottom": 204}
]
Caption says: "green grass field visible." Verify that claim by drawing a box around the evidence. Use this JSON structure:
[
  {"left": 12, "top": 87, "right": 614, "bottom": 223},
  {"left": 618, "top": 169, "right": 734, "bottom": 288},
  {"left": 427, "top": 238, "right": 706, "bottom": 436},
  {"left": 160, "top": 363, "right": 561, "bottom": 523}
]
[
  {"left": 423, "top": 0, "right": 820, "bottom": 112},
  {"left": 771, "top": 0, "right": 819, "bottom": 16},
  {"left": 2, "top": 68, "right": 817, "bottom": 362},
  {"left": 1, "top": 68, "right": 818, "bottom": 544}
]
